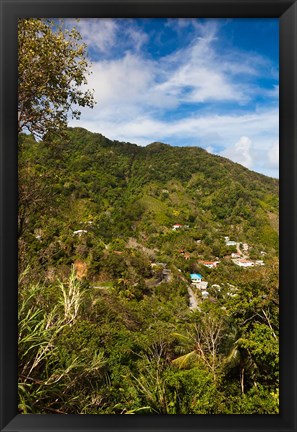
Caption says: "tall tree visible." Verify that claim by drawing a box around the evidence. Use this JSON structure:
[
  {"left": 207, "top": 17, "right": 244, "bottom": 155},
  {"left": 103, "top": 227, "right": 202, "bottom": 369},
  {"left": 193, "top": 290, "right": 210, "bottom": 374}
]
[{"left": 18, "top": 18, "right": 95, "bottom": 139}]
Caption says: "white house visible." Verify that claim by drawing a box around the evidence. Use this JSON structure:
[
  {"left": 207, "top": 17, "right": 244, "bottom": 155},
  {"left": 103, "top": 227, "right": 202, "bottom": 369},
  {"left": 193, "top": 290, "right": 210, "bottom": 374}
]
[
  {"left": 73, "top": 230, "right": 88, "bottom": 236},
  {"left": 226, "top": 240, "right": 237, "bottom": 246},
  {"left": 190, "top": 274, "right": 209, "bottom": 292},
  {"left": 232, "top": 259, "right": 254, "bottom": 267},
  {"left": 200, "top": 261, "right": 220, "bottom": 268},
  {"left": 190, "top": 273, "right": 203, "bottom": 284},
  {"left": 172, "top": 224, "right": 183, "bottom": 230},
  {"left": 199, "top": 281, "right": 208, "bottom": 291}
]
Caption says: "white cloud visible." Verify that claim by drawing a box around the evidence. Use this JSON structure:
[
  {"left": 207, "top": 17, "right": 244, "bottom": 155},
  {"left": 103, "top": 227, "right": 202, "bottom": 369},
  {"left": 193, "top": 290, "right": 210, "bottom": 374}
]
[
  {"left": 71, "top": 102, "right": 279, "bottom": 177},
  {"left": 71, "top": 19, "right": 149, "bottom": 54},
  {"left": 268, "top": 140, "right": 279, "bottom": 168},
  {"left": 88, "top": 53, "right": 155, "bottom": 106},
  {"left": 75, "top": 16, "right": 279, "bottom": 121},
  {"left": 74, "top": 19, "right": 119, "bottom": 53},
  {"left": 220, "top": 136, "right": 253, "bottom": 168},
  {"left": 78, "top": 18, "right": 274, "bottom": 114},
  {"left": 125, "top": 26, "right": 149, "bottom": 52},
  {"left": 206, "top": 145, "right": 215, "bottom": 154},
  {"left": 68, "top": 19, "right": 279, "bottom": 177}
]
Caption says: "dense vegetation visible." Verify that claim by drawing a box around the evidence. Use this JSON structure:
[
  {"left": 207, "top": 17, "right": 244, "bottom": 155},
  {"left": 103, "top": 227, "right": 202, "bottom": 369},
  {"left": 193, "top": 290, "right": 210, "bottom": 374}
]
[{"left": 18, "top": 128, "right": 279, "bottom": 414}]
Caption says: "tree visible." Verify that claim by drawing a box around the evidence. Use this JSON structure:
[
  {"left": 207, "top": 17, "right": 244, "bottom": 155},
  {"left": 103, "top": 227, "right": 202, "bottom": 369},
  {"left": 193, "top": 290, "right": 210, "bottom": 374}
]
[
  {"left": 18, "top": 19, "right": 95, "bottom": 138},
  {"left": 172, "top": 311, "right": 227, "bottom": 380}
]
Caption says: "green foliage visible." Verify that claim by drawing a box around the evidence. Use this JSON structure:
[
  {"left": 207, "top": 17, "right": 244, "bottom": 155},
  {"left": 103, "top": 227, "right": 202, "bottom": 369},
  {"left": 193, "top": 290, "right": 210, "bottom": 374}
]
[
  {"left": 18, "top": 127, "right": 279, "bottom": 414},
  {"left": 18, "top": 269, "right": 106, "bottom": 413},
  {"left": 18, "top": 19, "right": 95, "bottom": 138}
]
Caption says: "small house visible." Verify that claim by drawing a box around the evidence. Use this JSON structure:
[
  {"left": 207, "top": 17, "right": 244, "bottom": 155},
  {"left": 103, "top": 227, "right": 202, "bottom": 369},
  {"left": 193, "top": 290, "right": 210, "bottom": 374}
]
[
  {"left": 190, "top": 273, "right": 203, "bottom": 283},
  {"left": 233, "top": 259, "right": 254, "bottom": 267},
  {"left": 199, "top": 281, "right": 209, "bottom": 290},
  {"left": 200, "top": 261, "right": 219, "bottom": 268},
  {"left": 73, "top": 229, "right": 88, "bottom": 236},
  {"left": 172, "top": 224, "right": 183, "bottom": 230},
  {"left": 226, "top": 240, "right": 237, "bottom": 246}
]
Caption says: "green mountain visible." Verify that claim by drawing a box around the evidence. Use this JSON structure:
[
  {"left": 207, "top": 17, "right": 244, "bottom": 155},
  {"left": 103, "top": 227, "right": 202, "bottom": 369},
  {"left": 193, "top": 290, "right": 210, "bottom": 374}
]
[
  {"left": 18, "top": 127, "right": 279, "bottom": 414},
  {"left": 19, "top": 127, "right": 278, "bottom": 270}
]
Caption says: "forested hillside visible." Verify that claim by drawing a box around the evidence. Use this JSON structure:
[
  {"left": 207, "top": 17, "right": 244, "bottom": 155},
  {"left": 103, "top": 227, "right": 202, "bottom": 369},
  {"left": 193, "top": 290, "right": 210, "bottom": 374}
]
[{"left": 18, "top": 127, "right": 279, "bottom": 414}]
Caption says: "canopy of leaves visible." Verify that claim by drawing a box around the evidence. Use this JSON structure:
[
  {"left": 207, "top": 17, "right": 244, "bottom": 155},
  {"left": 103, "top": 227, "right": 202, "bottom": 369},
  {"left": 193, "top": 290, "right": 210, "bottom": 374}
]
[{"left": 18, "top": 19, "right": 95, "bottom": 138}]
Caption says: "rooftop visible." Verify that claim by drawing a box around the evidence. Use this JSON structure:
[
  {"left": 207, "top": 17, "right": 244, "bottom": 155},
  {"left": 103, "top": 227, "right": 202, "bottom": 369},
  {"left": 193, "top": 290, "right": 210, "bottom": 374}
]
[{"left": 190, "top": 273, "right": 202, "bottom": 280}]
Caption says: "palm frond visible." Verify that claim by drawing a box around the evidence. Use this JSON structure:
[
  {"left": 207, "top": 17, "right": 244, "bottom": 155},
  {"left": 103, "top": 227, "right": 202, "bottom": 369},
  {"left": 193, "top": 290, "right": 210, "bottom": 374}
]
[{"left": 172, "top": 350, "right": 199, "bottom": 369}]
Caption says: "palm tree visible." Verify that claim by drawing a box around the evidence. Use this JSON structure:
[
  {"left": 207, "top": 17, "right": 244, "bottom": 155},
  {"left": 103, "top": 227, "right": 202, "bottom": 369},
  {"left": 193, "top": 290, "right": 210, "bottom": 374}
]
[
  {"left": 223, "top": 336, "right": 258, "bottom": 394},
  {"left": 172, "top": 313, "right": 226, "bottom": 380}
]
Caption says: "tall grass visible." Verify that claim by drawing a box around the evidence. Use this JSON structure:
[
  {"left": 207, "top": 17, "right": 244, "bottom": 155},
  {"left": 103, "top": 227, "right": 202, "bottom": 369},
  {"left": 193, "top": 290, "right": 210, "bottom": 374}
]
[{"left": 18, "top": 266, "right": 105, "bottom": 413}]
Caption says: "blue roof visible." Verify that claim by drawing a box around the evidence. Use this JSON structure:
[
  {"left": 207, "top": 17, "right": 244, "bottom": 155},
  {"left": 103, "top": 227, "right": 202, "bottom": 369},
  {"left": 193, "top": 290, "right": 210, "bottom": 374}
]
[{"left": 190, "top": 273, "right": 202, "bottom": 280}]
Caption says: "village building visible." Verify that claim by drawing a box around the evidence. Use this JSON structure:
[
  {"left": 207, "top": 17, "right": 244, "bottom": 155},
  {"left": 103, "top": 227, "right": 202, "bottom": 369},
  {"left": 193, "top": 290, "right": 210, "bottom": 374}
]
[
  {"left": 226, "top": 240, "right": 237, "bottom": 246},
  {"left": 190, "top": 273, "right": 202, "bottom": 284},
  {"left": 199, "top": 281, "right": 209, "bottom": 290},
  {"left": 73, "top": 229, "right": 88, "bottom": 236},
  {"left": 232, "top": 259, "right": 255, "bottom": 267},
  {"left": 190, "top": 274, "right": 208, "bottom": 291},
  {"left": 224, "top": 235, "right": 237, "bottom": 246},
  {"left": 232, "top": 258, "right": 265, "bottom": 267},
  {"left": 172, "top": 223, "right": 183, "bottom": 230},
  {"left": 231, "top": 253, "right": 241, "bottom": 259},
  {"left": 200, "top": 260, "right": 220, "bottom": 268}
]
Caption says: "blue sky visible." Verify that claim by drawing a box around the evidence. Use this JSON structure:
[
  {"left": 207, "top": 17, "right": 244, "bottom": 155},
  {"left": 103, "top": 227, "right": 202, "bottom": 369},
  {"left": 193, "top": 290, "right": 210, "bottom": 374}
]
[{"left": 67, "top": 18, "right": 279, "bottom": 178}]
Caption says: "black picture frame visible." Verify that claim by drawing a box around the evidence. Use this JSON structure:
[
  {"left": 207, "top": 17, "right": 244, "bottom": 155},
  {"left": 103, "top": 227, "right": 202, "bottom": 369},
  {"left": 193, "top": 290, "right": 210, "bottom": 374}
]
[{"left": 0, "top": 1, "right": 296, "bottom": 431}]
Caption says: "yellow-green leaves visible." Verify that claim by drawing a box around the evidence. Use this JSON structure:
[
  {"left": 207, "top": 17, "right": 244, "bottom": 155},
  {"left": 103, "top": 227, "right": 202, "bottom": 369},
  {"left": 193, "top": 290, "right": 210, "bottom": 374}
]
[{"left": 18, "top": 18, "right": 95, "bottom": 138}]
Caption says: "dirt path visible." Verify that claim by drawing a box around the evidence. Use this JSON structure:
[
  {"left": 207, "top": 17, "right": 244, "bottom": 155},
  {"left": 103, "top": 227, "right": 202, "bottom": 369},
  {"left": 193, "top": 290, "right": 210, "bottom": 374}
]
[{"left": 188, "top": 286, "right": 201, "bottom": 311}]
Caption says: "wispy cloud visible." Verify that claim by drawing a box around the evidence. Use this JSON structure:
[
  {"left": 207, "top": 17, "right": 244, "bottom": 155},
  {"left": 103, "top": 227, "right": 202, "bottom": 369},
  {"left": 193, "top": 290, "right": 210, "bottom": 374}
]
[
  {"left": 220, "top": 136, "right": 253, "bottom": 168},
  {"left": 74, "top": 19, "right": 119, "bottom": 53},
  {"left": 67, "top": 18, "right": 279, "bottom": 178},
  {"left": 71, "top": 18, "right": 149, "bottom": 55}
]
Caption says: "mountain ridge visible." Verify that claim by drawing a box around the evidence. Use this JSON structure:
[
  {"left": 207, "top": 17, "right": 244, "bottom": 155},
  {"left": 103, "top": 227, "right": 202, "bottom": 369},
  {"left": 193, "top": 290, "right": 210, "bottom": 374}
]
[{"left": 18, "top": 126, "right": 279, "bottom": 278}]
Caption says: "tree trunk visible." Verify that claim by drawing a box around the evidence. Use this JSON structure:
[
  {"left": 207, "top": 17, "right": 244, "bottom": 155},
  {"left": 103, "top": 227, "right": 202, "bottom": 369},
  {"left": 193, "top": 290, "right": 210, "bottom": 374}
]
[{"left": 240, "top": 368, "right": 245, "bottom": 394}]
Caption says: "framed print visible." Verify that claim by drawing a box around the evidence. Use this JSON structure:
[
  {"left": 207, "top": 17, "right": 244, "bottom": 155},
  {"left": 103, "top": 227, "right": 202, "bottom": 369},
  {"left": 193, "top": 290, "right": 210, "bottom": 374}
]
[{"left": 0, "top": 0, "right": 296, "bottom": 431}]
